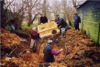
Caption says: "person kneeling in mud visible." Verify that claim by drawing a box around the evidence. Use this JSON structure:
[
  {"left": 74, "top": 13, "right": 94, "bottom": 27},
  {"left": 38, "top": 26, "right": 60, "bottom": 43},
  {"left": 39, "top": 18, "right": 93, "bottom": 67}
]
[{"left": 30, "top": 27, "right": 39, "bottom": 52}]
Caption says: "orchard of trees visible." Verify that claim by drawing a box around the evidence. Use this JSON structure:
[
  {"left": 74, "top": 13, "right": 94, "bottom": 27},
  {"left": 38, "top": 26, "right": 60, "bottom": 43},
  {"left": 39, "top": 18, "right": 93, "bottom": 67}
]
[{"left": 1, "top": 0, "right": 84, "bottom": 29}]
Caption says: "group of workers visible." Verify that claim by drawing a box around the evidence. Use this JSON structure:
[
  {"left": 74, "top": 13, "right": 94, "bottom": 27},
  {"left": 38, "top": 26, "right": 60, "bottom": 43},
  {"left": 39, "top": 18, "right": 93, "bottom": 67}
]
[
  {"left": 30, "top": 14, "right": 68, "bottom": 62},
  {"left": 6, "top": 13, "right": 81, "bottom": 63},
  {"left": 30, "top": 13, "right": 81, "bottom": 63}
]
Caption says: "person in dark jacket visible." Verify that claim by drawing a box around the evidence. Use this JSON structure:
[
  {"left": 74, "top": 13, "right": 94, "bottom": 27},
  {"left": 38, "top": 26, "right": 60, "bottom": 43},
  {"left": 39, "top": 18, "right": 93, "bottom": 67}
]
[
  {"left": 40, "top": 14, "right": 48, "bottom": 24},
  {"left": 56, "top": 15, "right": 68, "bottom": 37},
  {"left": 73, "top": 13, "right": 81, "bottom": 30},
  {"left": 44, "top": 40, "right": 63, "bottom": 62}
]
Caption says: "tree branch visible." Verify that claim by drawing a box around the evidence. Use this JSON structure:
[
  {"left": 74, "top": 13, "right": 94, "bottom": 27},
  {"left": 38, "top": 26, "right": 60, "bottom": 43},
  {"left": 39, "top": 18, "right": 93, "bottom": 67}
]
[{"left": 6, "top": 0, "right": 15, "bottom": 9}]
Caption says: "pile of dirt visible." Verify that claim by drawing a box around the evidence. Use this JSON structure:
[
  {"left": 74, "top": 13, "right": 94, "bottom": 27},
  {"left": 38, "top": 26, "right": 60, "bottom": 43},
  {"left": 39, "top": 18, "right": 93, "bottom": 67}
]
[
  {"left": 57, "top": 29, "right": 100, "bottom": 67},
  {"left": 38, "top": 29, "right": 99, "bottom": 67},
  {"left": 0, "top": 28, "right": 30, "bottom": 58},
  {"left": 49, "top": 62, "right": 66, "bottom": 67},
  {"left": 1, "top": 53, "right": 43, "bottom": 66},
  {"left": 0, "top": 28, "right": 22, "bottom": 48},
  {"left": 65, "top": 29, "right": 95, "bottom": 46},
  {"left": 1, "top": 29, "right": 100, "bottom": 67},
  {"left": 21, "top": 53, "right": 43, "bottom": 63},
  {"left": 2, "top": 57, "right": 38, "bottom": 67}
]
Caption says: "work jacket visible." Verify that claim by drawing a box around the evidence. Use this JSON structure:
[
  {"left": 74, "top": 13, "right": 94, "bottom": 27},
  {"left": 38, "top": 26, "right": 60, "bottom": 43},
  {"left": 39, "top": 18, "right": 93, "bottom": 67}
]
[
  {"left": 44, "top": 44, "right": 60, "bottom": 62},
  {"left": 44, "top": 44, "right": 54, "bottom": 62}
]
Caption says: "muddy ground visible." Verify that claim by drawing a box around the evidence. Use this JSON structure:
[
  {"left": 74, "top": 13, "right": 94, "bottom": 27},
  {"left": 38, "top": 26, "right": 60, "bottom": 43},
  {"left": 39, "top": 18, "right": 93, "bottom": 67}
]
[{"left": 0, "top": 28, "right": 100, "bottom": 67}]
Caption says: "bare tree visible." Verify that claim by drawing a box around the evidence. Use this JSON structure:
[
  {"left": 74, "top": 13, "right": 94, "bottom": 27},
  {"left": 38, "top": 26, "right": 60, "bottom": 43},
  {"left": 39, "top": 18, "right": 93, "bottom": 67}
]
[
  {"left": 61, "top": 0, "right": 73, "bottom": 26},
  {"left": 4, "top": 0, "right": 81, "bottom": 29},
  {"left": 61, "top": 0, "right": 67, "bottom": 20},
  {"left": 4, "top": 0, "right": 42, "bottom": 28},
  {"left": 42, "top": 0, "right": 47, "bottom": 16},
  {"left": 72, "top": 0, "right": 82, "bottom": 11},
  {"left": 26, "top": 0, "right": 42, "bottom": 26},
  {"left": 49, "top": 0, "right": 62, "bottom": 19},
  {"left": 72, "top": 0, "right": 77, "bottom": 10},
  {"left": 5, "top": 0, "right": 15, "bottom": 9}
]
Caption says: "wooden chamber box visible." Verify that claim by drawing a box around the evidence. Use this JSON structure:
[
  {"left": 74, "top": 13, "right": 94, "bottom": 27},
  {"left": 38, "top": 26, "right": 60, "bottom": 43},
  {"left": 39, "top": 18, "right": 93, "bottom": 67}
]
[{"left": 38, "top": 22, "right": 60, "bottom": 38}]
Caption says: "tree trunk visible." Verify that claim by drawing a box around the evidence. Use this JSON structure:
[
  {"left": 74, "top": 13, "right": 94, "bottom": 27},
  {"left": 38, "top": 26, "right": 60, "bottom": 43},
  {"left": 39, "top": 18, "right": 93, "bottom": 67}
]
[{"left": 42, "top": 0, "right": 47, "bottom": 16}]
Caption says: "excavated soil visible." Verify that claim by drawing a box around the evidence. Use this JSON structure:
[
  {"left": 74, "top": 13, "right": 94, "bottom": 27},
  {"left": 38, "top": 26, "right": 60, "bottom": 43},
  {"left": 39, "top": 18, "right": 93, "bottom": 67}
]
[{"left": 0, "top": 28, "right": 100, "bottom": 67}]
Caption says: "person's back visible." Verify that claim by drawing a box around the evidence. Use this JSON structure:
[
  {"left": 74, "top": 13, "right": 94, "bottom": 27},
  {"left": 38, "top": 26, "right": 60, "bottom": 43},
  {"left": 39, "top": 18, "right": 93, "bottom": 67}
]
[
  {"left": 44, "top": 40, "right": 63, "bottom": 62},
  {"left": 40, "top": 16, "right": 44, "bottom": 23},
  {"left": 74, "top": 15, "right": 81, "bottom": 24},
  {"left": 57, "top": 17, "right": 67, "bottom": 28},
  {"left": 56, "top": 16, "right": 68, "bottom": 37},
  {"left": 60, "top": 18, "right": 67, "bottom": 28},
  {"left": 73, "top": 13, "right": 81, "bottom": 30},
  {"left": 40, "top": 16, "right": 48, "bottom": 24},
  {"left": 43, "top": 16, "right": 48, "bottom": 23},
  {"left": 44, "top": 44, "right": 54, "bottom": 62}
]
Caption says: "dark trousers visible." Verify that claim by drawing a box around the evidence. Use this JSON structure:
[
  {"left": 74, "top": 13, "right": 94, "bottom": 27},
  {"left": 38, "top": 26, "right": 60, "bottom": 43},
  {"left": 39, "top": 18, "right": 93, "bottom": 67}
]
[{"left": 74, "top": 23, "right": 79, "bottom": 30}]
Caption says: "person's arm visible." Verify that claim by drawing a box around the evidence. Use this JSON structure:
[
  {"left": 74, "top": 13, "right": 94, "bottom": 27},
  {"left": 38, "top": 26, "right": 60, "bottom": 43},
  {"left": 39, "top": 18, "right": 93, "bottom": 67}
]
[
  {"left": 79, "top": 16, "right": 81, "bottom": 23},
  {"left": 51, "top": 48, "right": 63, "bottom": 55},
  {"left": 40, "top": 17, "right": 42, "bottom": 23},
  {"left": 58, "top": 18, "right": 62, "bottom": 25},
  {"left": 46, "top": 17, "right": 48, "bottom": 22}
]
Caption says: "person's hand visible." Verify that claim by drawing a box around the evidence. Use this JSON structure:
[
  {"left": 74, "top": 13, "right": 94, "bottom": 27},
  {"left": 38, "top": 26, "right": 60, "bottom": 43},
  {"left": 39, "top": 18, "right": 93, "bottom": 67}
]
[
  {"left": 60, "top": 48, "right": 63, "bottom": 52},
  {"left": 41, "top": 23, "right": 43, "bottom": 24}
]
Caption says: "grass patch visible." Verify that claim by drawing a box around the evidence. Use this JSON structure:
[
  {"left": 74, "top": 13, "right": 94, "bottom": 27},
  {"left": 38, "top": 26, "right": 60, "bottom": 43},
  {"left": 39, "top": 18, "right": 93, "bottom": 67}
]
[{"left": 22, "top": 23, "right": 38, "bottom": 29}]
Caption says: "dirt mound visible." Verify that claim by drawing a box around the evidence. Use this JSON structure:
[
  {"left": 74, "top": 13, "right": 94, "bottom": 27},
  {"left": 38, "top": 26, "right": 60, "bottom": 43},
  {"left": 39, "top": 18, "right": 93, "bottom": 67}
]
[
  {"left": 1, "top": 29, "right": 100, "bottom": 67},
  {"left": 65, "top": 29, "right": 95, "bottom": 46},
  {"left": 0, "top": 28, "right": 22, "bottom": 48}
]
